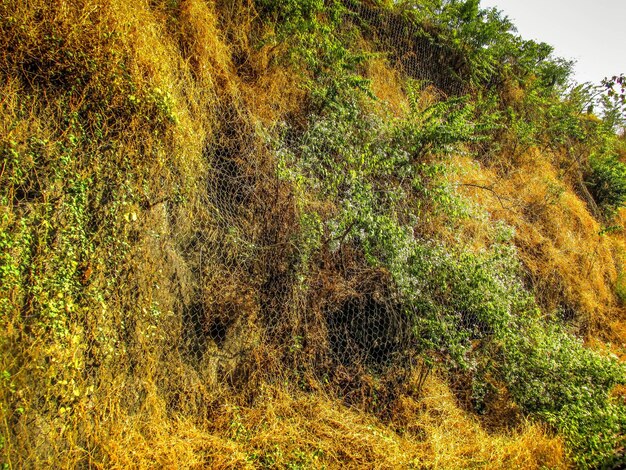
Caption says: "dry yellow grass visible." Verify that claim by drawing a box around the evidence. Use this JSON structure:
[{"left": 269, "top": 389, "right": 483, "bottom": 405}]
[
  {"left": 457, "top": 149, "right": 626, "bottom": 343},
  {"left": 94, "top": 373, "right": 568, "bottom": 469},
  {"left": 368, "top": 58, "right": 409, "bottom": 118}
]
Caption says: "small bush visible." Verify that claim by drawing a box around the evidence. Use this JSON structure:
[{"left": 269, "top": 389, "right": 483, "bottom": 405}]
[
  {"left": 503, "top": 322, "right": 626, "bottom": 469},
  {"left": 586, "top": 154, "right": 626, "bottom": 217}
]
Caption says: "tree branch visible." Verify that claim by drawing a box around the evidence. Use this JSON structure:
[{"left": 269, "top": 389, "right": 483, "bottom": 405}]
[{"left": 458, "top": 182, "right": 513, "bottom": 211}]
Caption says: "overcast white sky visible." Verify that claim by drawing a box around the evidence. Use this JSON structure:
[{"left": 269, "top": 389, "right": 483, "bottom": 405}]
[{"left": 479, "top": 0, "right": 626, "bottom": 86}]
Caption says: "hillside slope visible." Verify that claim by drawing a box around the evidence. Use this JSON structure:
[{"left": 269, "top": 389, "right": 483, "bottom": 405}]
[{"left": 1, "top": 0, "right": 625, "bottom": 468}]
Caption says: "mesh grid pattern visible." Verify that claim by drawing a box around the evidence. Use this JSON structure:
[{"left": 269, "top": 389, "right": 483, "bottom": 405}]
[
  {"left": 159, "top": 2, "right": 465, "bottom": 402},
  {"left": 0, "top": 0, "right": 473, "bottom": 463}
]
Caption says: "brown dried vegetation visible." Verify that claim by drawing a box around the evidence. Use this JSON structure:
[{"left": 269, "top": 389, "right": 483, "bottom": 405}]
[{"left": 2, "top": 0, "right": 624, "bottom": 468}]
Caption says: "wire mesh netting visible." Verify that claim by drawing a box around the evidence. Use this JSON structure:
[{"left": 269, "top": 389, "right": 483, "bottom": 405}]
[
  {"left": 0, "top": 0, "right": 476, "bottom": 464},
  {"left": 345, "top": 0, "right": 469, "bottom": 96},
  {"left": 142, "top": 1, "right": 470, "bottom": 405}
]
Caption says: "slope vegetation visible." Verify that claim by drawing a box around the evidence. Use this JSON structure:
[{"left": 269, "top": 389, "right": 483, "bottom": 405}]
[{"left": 1, "top": 0, "right": 625, "bottom": 468}]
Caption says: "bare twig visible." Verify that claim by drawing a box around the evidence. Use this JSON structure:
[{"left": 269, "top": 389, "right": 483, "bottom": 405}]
[
  {"left": 458, "top": 182, "right": 513, "bottom": 211},
  {"left": 322, "top": 219, "right": 358, "bottom": 247}
]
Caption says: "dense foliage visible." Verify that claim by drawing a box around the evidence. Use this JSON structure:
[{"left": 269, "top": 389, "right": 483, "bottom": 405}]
[{"left": 1, "top": 0, "right": 625, "bottom": 468}]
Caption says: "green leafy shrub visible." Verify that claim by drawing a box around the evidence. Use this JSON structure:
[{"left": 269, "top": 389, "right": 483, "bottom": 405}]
[
  {"left": 394, "top": 0, "right": 572, "bottom": 91},
  {"left": 402, "top": 236, "right": 626, "bottom": 468},
  {"left": 255, "top": 0, "right": 369, "bottom": 106},
  {"left": 503, "top": 322, "right": 626, "bottom": 468},
  {"left": 273, "top": 86, "right": 480, "bottom": 274},
  {"left": 586, "top": 154, "right": 626, "bottom": 217}
]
